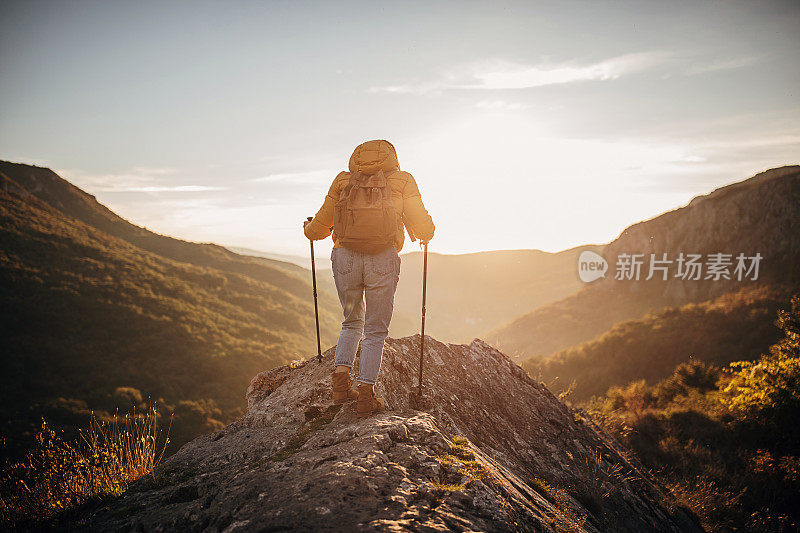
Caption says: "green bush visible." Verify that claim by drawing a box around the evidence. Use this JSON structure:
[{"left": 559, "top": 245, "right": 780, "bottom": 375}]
[
  {"left": 586, "top": 295, "right": 800, "bottom": 531},
  {"left": 723, "top": 294, "right": 800, "bottom": 440}
]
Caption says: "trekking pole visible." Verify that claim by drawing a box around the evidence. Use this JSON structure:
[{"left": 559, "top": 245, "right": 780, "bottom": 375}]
[
  {"left": 307, "top": 217, "right": 322, "bottom": 363},
  {"left": 417, "top": 241, "right": 428, "bottom": 397}
]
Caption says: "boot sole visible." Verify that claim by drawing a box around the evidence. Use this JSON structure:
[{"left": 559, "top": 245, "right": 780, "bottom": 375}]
[{"left": 356, "top": 403, "right": 387, "bottom": 417}]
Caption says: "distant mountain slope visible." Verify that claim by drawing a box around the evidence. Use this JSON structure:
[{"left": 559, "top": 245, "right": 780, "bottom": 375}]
[
  {"left": 0, "top": 161, "right": 341, "bottom": 455},
  {"left": 229, "top": 244, "right": 594, "bottom": 345},
  {"left": 0, "top": 161, "right": 323, "bottom": 294},
  {"left": 488, "top": 166, "right": 800, "bottom": 359},
  {"left": 390, "top": 247, "right": 599, "bottom": 342},
  {"left": 524, "top": 284, "right": 793, "bottom": 401},
  {"left": 226, "top": 246, "right": 332, "bottom": 271}
]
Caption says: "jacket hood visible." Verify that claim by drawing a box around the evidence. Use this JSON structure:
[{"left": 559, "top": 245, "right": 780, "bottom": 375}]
[{"left": 348, "top": 140, "right": 400, "bottom": 175}]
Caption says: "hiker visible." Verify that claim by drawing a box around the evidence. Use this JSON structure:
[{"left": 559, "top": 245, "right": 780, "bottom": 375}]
[{"left": 304, "top": 140, "right": 435, "bottom": 416}]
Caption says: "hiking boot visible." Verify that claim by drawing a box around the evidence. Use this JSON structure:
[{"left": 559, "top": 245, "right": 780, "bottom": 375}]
[
  {"left": 357, "top": 383, "right": 386, "bottom": 417},
  {"left": 331, "top": 372, "right": 358, "bottom": 404}
]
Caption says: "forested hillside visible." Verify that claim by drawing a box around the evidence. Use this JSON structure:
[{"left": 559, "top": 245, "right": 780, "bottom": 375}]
[
  {"left": 525, "top": 284, "right": 793, "bottom": 400},
  {"left": 0, "top": 161, "right": 340, "bottom": 457}
]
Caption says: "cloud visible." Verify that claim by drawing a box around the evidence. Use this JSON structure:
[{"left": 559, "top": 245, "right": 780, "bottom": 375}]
[
  {"left": 368, "top": 81, "right": 451, "bottom": 95},
  {"left": 249, "top": 170, "right": 334, "bottom": 183},
  {"left": 469, "top": 53, "right": 664, "bottom": 89},
  {"left": 122, "top": 185, "right": 226, "bottom": 192},
  {"left": 57, "top": 167, "right": 226, "bottom": 194},
  {"left": 370, "top": 52, "right": 668, "bottom": 95},
  {"left": 684, "top": 55, "right": 760, "bottom": 76},
  {"left": 129, "top": 166, "right": 178, "bottom": 175},
  {"left": 474, "top": 99, "right": 528, "bottom": 111}
]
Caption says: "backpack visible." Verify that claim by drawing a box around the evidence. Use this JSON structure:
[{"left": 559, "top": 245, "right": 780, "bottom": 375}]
[{"left": 333, "top": 170, "right": 398, "bottom": 254}]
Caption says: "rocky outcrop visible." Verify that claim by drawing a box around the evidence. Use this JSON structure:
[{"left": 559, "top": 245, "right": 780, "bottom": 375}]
[
  {"left": 603, "top": 165, "right": 800, "bottom": 302},
  {"left": 489, "top": 166, "right": 800, "bottom": 359},
  {"left": 84, "top": 336, "right": 701, "bottom": 532}
]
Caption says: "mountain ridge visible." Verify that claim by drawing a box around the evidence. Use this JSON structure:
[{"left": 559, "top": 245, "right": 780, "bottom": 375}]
[
  {"left": 488, "top": 165, "right": 800, "bottom": 360},
  {"left": 0, "top": 160, "right": 323, "bottom": 292}
]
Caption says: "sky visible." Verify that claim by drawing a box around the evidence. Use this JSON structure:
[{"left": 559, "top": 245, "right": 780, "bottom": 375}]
[{"left": 1, "top": 0, "right": 798, "bottom": 258}]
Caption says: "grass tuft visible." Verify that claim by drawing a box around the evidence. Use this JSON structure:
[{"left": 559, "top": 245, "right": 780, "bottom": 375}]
[
  {"left": 434, "top": 435, "right": 490, "bottom": 492},
  {"left": 0, "top": 405, "right": 169, "bottom": 529},
  {"left": 530, "top": 477, "right": 556, "bottom": 503}
]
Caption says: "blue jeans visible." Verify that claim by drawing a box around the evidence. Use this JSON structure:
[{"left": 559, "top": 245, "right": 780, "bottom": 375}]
[{"left": 331, "top": 246, "right": 401, "bottom": 384}]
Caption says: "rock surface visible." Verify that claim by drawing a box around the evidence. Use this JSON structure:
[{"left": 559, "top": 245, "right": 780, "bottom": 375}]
[{"left": 84, "top": 336, "right": 702, "bottom": 532}]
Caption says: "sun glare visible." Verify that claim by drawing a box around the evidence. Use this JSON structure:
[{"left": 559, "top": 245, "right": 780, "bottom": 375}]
[{"left": 400, "top": 110, "right": 705, "bottom": 254}]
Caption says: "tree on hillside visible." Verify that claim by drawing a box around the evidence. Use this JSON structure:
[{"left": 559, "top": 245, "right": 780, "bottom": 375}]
[{"left": 724, "top": 294, "right": 800, "bottom": 439}]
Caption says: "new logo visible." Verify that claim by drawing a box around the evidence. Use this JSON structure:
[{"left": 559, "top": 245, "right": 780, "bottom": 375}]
[{"left": 578, "top": 250, "right": 608, "bottom": 283}]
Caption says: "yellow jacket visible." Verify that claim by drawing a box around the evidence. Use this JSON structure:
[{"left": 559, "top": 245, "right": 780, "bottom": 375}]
[{"left": 304, "top": 140, "right": 435, "bottom": 250}]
